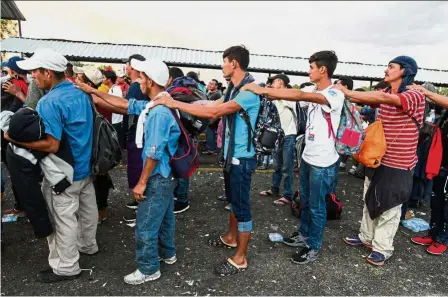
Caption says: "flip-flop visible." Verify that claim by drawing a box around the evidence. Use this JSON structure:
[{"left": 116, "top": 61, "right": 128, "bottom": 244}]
[
  {"left": 259, "top": 190, "right": 278, "bottom": 197},
  {"left": 214, "top": 258, "right": 247, "bottom": 276},
  {"left": 208, "top": 235, "right": 237, "bottom": 249},
  {"left": 273, "top": 197, "right": 292, "bottom": 206}
]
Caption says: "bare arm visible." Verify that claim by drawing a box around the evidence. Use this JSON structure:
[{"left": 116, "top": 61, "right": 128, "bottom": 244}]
[
  {"left": 92, "top": 95, "right": 127, "bottom": 114},
  {"left": 207, "top": 98, "right": 224, "bottom": 106},
  {"left": 407, "top": 85, "right": 448, "bottom": 109},
  {"left": 76, "top": 82, "right": 129, "bottom": 111},
  {"left": 5, "top": 133, "right": 60, "bottom": 153},
  {"left": 343, "top": 89, "right": 401, "bottom": 107},
  {"left": 242, "top": 83, "right": 329, "bottom": 105},
  {"left": 132, "top": 157, "right": 158, "bottom": 200}
]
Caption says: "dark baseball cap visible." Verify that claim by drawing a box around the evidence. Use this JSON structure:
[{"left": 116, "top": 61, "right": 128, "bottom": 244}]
[
  {"left": 1, "top": 56, "right": 27, "bottom": 75},
  {"left": 268, "top": 73, "right": 290, "bottom": 85}
]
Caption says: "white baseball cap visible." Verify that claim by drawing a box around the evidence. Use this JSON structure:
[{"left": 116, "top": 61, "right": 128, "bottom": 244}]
[
  {"left": 16, "top": 48, "right": 68, "bottom": 72},
  {"left": 130, "top": 59, "right": 169, "bottom": 87},
  {"left": 74, "top": 66, "right": 103, "bottom": 85}
]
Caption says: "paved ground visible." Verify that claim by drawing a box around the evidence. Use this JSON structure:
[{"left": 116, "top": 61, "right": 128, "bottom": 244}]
[{"left": 1, "top": 155, "right": 447, "bottom": 296}]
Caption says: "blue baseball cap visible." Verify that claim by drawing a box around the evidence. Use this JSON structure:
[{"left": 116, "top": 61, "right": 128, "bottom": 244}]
[{"left": 1, "top": 56, "right": 27, "bottom": 75}]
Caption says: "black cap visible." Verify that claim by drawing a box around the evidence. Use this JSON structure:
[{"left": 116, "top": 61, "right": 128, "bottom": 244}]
[{"left": 268, "top": 73, "right": 290, "bottom": 85}]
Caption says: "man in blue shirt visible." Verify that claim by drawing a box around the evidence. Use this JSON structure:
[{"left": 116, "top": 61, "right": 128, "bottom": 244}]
[
  {"left": 149, "top": 46, "right": 260, "bottom": 277},
  {"left": 9, "top": 48, "right": 96, "bottom": 283},
  {"left": 77, "top": 59, "right": 181, "bottom": 285}
]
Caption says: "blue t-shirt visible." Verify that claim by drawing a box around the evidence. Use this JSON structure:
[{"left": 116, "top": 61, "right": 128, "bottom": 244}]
[
  {"left": 37, "top": 81, "right": 93, "bottom": 181},
  {"left": 142, "top": 105, "right": 181, "bottom": 178},
  {"left": 224, "top": 90, "right": 260, "bottom": 159}
]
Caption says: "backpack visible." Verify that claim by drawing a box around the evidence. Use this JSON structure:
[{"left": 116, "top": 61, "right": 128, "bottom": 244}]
[
  {"left": 240, "top": 97, "right": 284, "bottom": 155},
  {"left": 291, "top": 191, "right": 343, "bottom": 220},
  {"left": 296, "top": 104, "right": 308, "bottom": 135},
  {"left": 88, "top": 95, "right": 123, "bottom": 176},
  {"left": 168, "top": 109, "right": 200, "bottom": 178},
  {"left": 323, "top": 100, "right": 365, "bottom": 155},
  {"left": 353, "top": 120, "right": 387, "bottom": 168},
  {"left": 167, "top": 77, "right": 209, "bottom": 137}
]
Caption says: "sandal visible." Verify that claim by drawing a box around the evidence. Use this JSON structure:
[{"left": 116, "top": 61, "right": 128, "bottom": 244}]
[
  {"left": 208, "top": 235, "right": 237, "bottom": 249},
  {"left": 259, "top": 190, "right": 278, "bottom": 197},
  {"left": 214, "top": 258, "right": 247, "bottom": 276},
  {"left": 273, "top": 197, "right": 292, "bottom": 206}
]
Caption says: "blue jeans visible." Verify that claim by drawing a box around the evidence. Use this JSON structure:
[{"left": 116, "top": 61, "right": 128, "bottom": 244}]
[
  {"left": 224, "top": 157, "right": 257, "bottom": 232},
  {"left": 1, "top": 167, "right": 5, "bottom": 193},
  {"left": 135, "top": 174, "right": 177, "bottom": 275},
  {"left": 174, "top": 178, "right": 190, "bottom": 204},
  {"left": 271, "top": 135, "right": 295, "bottom": 200},
  {"left": 298, "top": 159, "right": 338, "bottom": 250},
  {"left": 205, "top": 126, "right": 217, "bottom": 151}
]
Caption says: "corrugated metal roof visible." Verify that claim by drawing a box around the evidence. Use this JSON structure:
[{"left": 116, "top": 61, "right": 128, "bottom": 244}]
[
  {"left": 1, "top": 37, "right": 448, "bottom": 86},
  {"left": 1, "top": 1, "right": 26, "bottom": 21}
]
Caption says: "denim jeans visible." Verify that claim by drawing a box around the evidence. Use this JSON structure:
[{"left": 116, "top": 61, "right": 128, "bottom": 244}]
[
  {"left": 174, "top": 178, "right": 190, "bottom": 204},
  {"left": 205, "top": 126, "right": 217, "bottom": 151},
  {"left": 271, "top": 135, "right": 295, "bottom": 200},
  {"left": 223, "top": 157, "right": 257, "bottom": 232},
  {"left": 429, "top": 168, "right": 448, "bottom": 244},
  {"left": 298, "top": 159, "right": 338, "bottom": 250},
  {"left": 135, "top": 174, "right": 177, "bottom": 275}
]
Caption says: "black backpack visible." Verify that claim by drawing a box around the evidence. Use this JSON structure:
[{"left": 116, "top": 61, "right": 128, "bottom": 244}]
[
  {"left": 88, "top": 95, "right": 122, "bottom": 176},
  {"left": 240, "top": 97, "right": 284, "bottom": 155},
  {"left": 296, "top": 104, "right": 308, "bottom": 135},
  {"left": 291, "top": 191, "right": 343, "bottom": 220}
]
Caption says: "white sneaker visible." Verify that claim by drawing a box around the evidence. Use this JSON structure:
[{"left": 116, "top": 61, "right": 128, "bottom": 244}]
[
  {"left": 158, "top": 255, "right": 177, "bottom": 265},
  {"left": 124, "top": 269, "right": 161, "bottom": 285}
]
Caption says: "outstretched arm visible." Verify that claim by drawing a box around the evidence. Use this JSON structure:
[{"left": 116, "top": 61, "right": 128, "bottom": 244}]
[
  {"left": 76, "top": 82, "right": 129, "bottom": 111},
  {"left": 332, "top": 84, "right": 402, "bottom": 107},
  {"left": 241, "top": 83, "right": 329, "bottom": 106},
  {"left": 4, "top": 133, "right": 60, "bottom": 153},
  {"left": 407, "top": 84, "right": 448, "bottom": 109}
]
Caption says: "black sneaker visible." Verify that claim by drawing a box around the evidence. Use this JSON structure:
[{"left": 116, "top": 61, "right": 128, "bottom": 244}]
[
  {"left": 174, "top": 202, "right": 190, "bottom": 214},
  {"left": 291, "top": 247, "right": 320, "bottom": 264},
  {"left": 283, "top": 232, "right": 308, "bottom": 248},
  {"left": 123, "top": 210, "right": 137, "bottom": 223},
  {"left": 126, "top": 201, "right": 139, "bottom": 210},
  {"left": 36, "top": 269, "right": 82, "bottom": 283}
]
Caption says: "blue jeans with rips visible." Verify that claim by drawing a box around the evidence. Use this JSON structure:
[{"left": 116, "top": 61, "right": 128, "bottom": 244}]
[
  {"left": 298, "top": 159, "right": 339, "bottom": 250},
  {"left": 271, "top": 135, "right": 296, "bottom": 200},
  {"left": 174, "top": 178, "right": 190, "bottom": 204},
  {"left": 135, "top": 174, "right": 177, "bottom": 275},
  {"left": 224, "top": 157, "right": 257, "bottom": 232}
]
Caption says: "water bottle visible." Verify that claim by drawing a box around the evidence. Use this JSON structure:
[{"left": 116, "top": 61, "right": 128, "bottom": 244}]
[
  {"left": 425, "top": 109, "right": 435, "bottom": 123},
  {"left": 268, "top": 232, "right": 284, "bottom": 242}
]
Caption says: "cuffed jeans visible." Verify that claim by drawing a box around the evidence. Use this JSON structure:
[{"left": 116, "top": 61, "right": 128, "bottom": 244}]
[
  {"left": 224, "top": 157, "right": 257, "bottom": 232},
  {"left": 135, "top": 174, "right": 177, "bottom": 275},
  {"left": 271, "top": 135, "right": 295, "bottom": 200},
  {"left": 298, "top": 159, "right": 338, "bottom": 250},
  {"left": 174, "top": 178, "right": 190, "bottom": 204}
]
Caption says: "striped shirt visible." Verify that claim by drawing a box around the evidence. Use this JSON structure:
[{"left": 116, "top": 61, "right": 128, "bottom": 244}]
[{"left": 377, "top": 89, "right": 425, "bottom": 170}]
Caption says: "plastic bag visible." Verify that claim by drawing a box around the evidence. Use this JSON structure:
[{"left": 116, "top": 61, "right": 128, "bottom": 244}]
[{"left": 401, "top": 218, "right": 430, "bottom": 232}]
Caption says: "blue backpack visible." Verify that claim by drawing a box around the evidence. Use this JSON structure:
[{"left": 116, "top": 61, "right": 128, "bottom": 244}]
[
  {"left": 169, "top": 109, "right": 200, "bottom": 178},
  {"left": 323, "top": 100, "right": 365, "bottom": 155}
]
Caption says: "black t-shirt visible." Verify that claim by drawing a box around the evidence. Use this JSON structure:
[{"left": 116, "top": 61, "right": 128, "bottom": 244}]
[{"left": 441, "top": 114, "right": 448, "bottom": 168}]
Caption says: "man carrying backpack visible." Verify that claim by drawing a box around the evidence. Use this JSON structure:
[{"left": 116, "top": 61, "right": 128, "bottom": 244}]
[
  {"left": 242, "top": 51, "right": 344, "bottom": 264},
  {"left": 6, "top": 48, "right": 97, "bottom": 282},
  {"left": 334, "top": 56, "right": 425, "bottom": 266},
  {"left": 78, "top": 59, "right": 181, "bottom": 285},
  {"left": 259, "top": 74, "right": 297, "bottom": 206},
  {"left": 149, "top": 45, "right": 260, "bottom": 276}
]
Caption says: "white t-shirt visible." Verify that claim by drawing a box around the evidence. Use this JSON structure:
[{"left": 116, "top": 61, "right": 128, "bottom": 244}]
[
  {"left": 274, "top": 100, "right": 297, "bottom": 136},
  {"left": 301, "top": 86, "right": 344, "bottom": 167},
  {"left": 109, "top": 85, "right": 124, "bottom": 124}
]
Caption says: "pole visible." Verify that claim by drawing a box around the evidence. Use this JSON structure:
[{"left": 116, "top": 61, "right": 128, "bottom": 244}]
[{"left": 18, "top": 20, "right": 23, "bottom": 58}]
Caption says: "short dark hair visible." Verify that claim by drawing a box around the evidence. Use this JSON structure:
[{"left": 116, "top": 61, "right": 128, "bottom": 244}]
[
  {"left": 299, "top": 82, "right": 314, "bottom": 89},
  {"left": 222, "top": 45, "right": 250, "bottom": 71},
  {"left": 169, "top": 67, "right": 184, "bottom": 80},
  {"left": 354, "top": 88, "right": 366, "bottom": 92},
  {"left": 337, "top": 76, "right": 354, "bottom": 90},
  {"left": 309, "top": 50, "right": 338, "bottom": 78},
  {"left": 186, "top": 71, "right": 199, "bottom": 82},
  {"left": 66, "top": 63, "right": 74, "bottom": 76},
  {"left": 373, "top": 80, "right": 388, "bottom": 90},
  {"left": 211, "top": 79, "right": 219, "bottom": 85},
  {"left": 103, "top": 70, "right": 117, "bottom": 84},
  {"left": 126, "top": 54, "right": 145, "bottom": 64}
]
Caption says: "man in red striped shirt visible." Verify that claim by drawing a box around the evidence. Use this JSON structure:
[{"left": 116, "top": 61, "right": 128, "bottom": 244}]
[{"left": 334, "top": 56, "right": 425, "bottom": 266}]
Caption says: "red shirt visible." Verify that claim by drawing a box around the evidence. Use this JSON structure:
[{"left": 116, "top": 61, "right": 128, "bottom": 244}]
[
  {"left": 377, "top": 89, "right": 425, "bottom": 170},
  {"left": 12, "top": 78, "right": 28, "bottom": 96}
]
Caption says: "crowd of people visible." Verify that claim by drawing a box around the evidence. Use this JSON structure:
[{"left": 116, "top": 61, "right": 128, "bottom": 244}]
[{"left": 0, "top": 43, "right": 447, "bottom": 285}]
